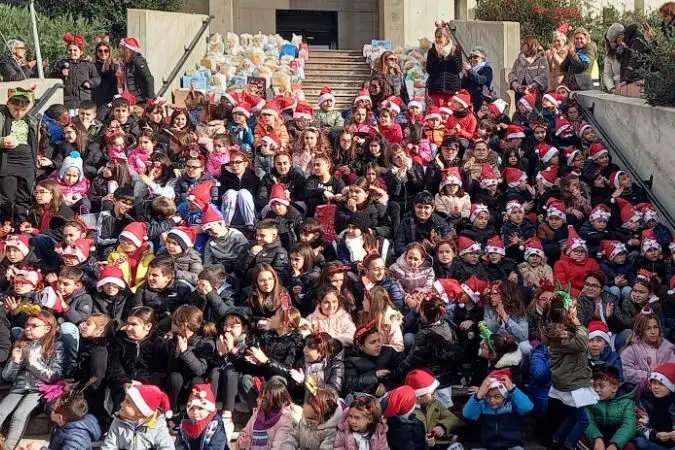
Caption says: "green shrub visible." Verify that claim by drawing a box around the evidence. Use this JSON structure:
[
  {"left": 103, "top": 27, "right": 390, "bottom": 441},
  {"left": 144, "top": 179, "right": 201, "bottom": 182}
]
[
  {"left": 638, "top": 33, "right": 675, "bottom": 107},
  {"left": 0, "top": 4, "right": 104, "bottom": 72}
]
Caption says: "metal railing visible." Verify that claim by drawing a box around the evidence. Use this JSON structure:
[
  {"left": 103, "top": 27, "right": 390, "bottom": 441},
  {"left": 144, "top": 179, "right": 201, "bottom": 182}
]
[
  {"left": 576, "top": 98, "right": 675, "bottom": 231},
  {"left": 156, "top": 15, "right": 214, "bottom": 98},
  {"left": 28, "top": 82, "right": 63, "bottom": 119}
]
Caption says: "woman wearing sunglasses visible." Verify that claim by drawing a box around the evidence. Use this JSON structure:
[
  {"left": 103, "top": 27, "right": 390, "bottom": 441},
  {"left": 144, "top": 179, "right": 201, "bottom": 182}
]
[
  {"left": 92, "top": 34, "right": 119, "bottom": 119},
  {"left": 374, "top": 51, "right": 409, "bottom": 104}
]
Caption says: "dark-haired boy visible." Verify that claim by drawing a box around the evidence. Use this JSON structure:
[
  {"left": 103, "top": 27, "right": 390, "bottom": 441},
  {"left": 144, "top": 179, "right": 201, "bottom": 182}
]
[
  {"left": 186, "top": 265, "right": 235, "bottom": 323},
  {"left": 106, "top": 96, "right": 140, "bottom": 138},
  {"left": 96, "top": 187, "right": 136, "bottom": 258},
  {"left": 49, "top": 393, "right": 101, "bottom": 450},
  {"left": 73, "top": 100, "right": 104, "bottom": 141},
  {"left": 394, "top": 191, "right": 452, "bottom": 255},
  {"left": 0, "top": 90, "right": 39, "bottom": 224},
  {"left": 241, "top": 219, "right": 290, "bottom": 285}
]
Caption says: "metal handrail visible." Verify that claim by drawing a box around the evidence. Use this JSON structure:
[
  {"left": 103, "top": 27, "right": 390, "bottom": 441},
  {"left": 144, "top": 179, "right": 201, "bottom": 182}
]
[
  {"left": 157, "top": 15, "right": 214, "bottom": 98},
  {"left": 576, "top": 98, "right": 675, "bottom": 232},
  {"left": 28, "top": 82, "right": 64, "bottom": 119}
]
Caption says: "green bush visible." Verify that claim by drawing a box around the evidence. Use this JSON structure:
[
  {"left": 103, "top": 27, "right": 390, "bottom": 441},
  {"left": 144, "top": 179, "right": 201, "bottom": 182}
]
[
  {"left": 0, "top": 4, "right": 104, "bottom": 72},
  {"left": 638, "top": 33, "right": 675, "bottom": 107}
]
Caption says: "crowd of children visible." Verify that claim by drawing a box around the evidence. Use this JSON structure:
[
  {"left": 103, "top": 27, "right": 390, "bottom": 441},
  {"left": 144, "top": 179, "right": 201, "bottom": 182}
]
[{"left": 1, "top": 20, "right": 675, "bottom": 450}]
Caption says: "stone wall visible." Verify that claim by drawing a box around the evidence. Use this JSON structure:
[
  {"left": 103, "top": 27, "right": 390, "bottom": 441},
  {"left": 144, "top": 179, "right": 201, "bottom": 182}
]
[
  {"left": 126, "top": 9, "right": 209, "bottom": 98},
  {"left": 0, "top": 79, "right": 63, "bottom": 114},
  {"left": 576, "top": 91, "right": 675, "bottom": 224}
]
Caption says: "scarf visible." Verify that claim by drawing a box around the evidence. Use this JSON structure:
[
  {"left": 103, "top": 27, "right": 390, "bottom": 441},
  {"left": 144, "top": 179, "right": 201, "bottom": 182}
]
[
  {"left": 125, "top": 243, "right": 149, "bottom": 281},
  {"left": 353, "top": 431, "right": 371, "bottom": 450},
  {"left": 39, "top": 208, "right": 52, "bottom": 232},
  {"left": 253, "top": 409, "right": 283, "bottom": 430},
  {"left": 471, "top": 62, "right": 487, "bottom": 74},
  {"left": 345, "top": 235, "right": 367, "bottom": 262},
  {"left": 438, "top": 42, "right": 454, "bottom": 57},
  {"left": 520, "top": 53, "right": 537, "bottom": 65},
  {"left": 181, "top": 413, "right": 215, "bottom": 439},
  {"left": 305, "top": 359, "right": 327, "bottom": 387}
]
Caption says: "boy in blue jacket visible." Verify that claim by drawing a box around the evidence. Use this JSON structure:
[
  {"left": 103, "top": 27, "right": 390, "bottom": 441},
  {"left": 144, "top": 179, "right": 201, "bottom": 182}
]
[
  {"left": 463, "top": 369, "right": 533, "bottom": 450},
  {"left": 49, "top": 391, "right": 102, "bottom": 450}
]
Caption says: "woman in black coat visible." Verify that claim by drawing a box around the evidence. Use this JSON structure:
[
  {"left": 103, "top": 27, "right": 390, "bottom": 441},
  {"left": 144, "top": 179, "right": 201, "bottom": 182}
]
[
  {"left": 119, "top": 37, "right": 156, "bottom": 103},
  {"left": 426, "top": 23, "right": 463, "bottom": 106},
  {"left": 461, "top": 46, "right": 494, "bottom": 111},
  {"left": 50, "top": 33, "right": 100, "bottom": 110},
  {"left": 92, "top": 38, "right": 119, "bottom": 119}
]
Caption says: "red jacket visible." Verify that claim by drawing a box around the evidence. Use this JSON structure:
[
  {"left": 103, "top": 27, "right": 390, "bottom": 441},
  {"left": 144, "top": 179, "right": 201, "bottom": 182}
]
[
  {"left": 553, "top": 255, "right": 600, "bottom": 297},
  {"left": 378, "top": 122, "right": 403, "bottom": 145},
  {"left": 445, "top": 113, "right": 477, "bottom": 140}
]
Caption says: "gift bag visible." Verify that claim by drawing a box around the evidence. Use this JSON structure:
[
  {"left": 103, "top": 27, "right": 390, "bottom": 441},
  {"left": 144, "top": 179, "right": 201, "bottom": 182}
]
[{"left": 315, "top": 201, "right": 337, "bottom": 243}]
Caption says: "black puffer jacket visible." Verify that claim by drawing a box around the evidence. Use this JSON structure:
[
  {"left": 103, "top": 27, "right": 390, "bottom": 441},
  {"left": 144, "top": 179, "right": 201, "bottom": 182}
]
[
  {"left": 92, "top": 289, "right": 134, "bottom": 328},
  {"left": 248, "top": 330, "right": 304, "bottom": 379},
  {"left": 297, "top": 342, "right": 346, "bottom": 394},
  {"left": 460, "top": 224, "right": 498, "bottom": 247},
  {"left": 425, "top": 44, "right": 463, "bottom": 94},
  {"left": 257, "top": 167, "right": 307, "bottom": 211},
  {"left": 73, "top": 336, "right": 108, "bottom": 389},
  {"left": 50, "top": 58, "right": 101, "bottom": 109},
  {"left": 343, "top": 345, "right": 403, "bottom": 396},
  {"left": 186, "top": 286, "right": 235, "bottom": 323},
  {"left": 51, "top": 141, "right": 105, "bottom": 180},
  {"left": 92, "top": 60, "right": 119, "bottom": 107},
  {"left": 106, "top": 332, "right": 166, "bottom": 390},
  {"left": 334, "top": 200, "right": 392, "bottom": 238},
  {"left": 124, "top": 54, "right": 155, "bottom": 102},
  {"left": 0, "top": 55, "right": 36, "bottom": 81},
  {"left": 393, "top": 320, "right": 463, "bottom": 386},
  {"left": 166, "top": 333, "right": 215, "bottom": 379},
  {"left": 132, "top": 280, "right": 193, "bottom": 332},
  {"left": 242, "top": 239, "right": 290, "bottom": 286},
  {"left": 394, "top": 213, "right": 452, "bottom": 256}
]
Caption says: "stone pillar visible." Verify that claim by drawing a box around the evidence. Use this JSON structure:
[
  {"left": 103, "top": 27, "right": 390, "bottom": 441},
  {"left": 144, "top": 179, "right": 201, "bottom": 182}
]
[
  {"left": 379, "top": 0, "right": 406, "bottom": 48},
  {"left": 209, "top": 0, "right": 234, "bottom": 35},
  {"left": 380, "top": 0, "right": 455, "bottom": 47}
]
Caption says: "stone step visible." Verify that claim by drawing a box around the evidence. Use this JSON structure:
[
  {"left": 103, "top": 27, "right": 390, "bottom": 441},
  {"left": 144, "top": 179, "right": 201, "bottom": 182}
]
[
  {"left": 304, "top": 90, "right": 358, "bottom": 100},
  {"left": 305, "top": 56, "right": 368, "bottom": 64},
  {"left": 309, "top": 49, "right": 363, "bottom": 57},
  {"left": 303, "top": 81, "right": 365, "bottom": 89},
  {"left": 304, "top": 66, "right": 371, "bottom": 74}
]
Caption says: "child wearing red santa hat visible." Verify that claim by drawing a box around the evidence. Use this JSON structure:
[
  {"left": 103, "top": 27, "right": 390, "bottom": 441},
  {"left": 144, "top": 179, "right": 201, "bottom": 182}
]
[
  {"left": 176, "top": 384, "right": 228, "bottom": 450},
  {"left": 156, "top": 226, "right": 202, "bottom": 287},
  {"left": 103, "top": 383, "right": 174, "bottom": 450},
  {"left": 553, "top": 225, "right": 600, "bottom": 297},
  {"left": 381, "top": 385, "right": 428, "bottom": 449}
]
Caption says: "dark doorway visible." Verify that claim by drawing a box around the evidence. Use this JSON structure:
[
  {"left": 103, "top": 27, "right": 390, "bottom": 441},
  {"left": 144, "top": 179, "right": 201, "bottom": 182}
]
[{"left": 276, "top": 10, "right": 338, "bottom": 49}]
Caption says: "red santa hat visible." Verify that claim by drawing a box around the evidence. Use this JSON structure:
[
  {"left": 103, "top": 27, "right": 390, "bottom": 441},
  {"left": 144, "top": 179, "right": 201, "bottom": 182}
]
[
  {"left": 615, "top": 198, "right": 642, "bottom": 225},
  {"left": 461, "top": 275, "right": 488, "bottom": 303},
  {"left": 458, "top": 236, "right": 481, "bottom": 256},
  {"left": 650, "top": 363, "right": 675, "bottom": 392},
  {"left": 268, "top": 183, "right": 291, "bottom": 207},
  {"left": 439, "top": 105, "right": 454, "bottom": 116},
  {"left": 488, "top": 98, "right": 508, "bottom": 117},
  {"left": 637, "top": 203, "right": 659, "bottom": 224},
  {"left": 588, "top": 320, "right": 611, "bottom": 344},
  {"left": 451, "top": 90, "right": 472, "bottom": 110},
  {"left": 440, "top": 167, "right": 462, "bottom": 190},
  {"left": 293, "top": 101, "right": 314, "bottom": 120},
  {"left": 232, "top": 101, "right": 252, "bottom": 118},
  {"left": 120, "top": 222, "right": 149, "bottom": 248},
  {"left": 405, "top": 369, "right": 439, "bottom": 397},
  {"left": 542, "top": 91, "right": 562, "bottom": 108},
  {"left": 545, "top": 198, "right": 567, "bottom": 221},
  {"left": 408, "top": 96, "right": 425, "bottom": 111},
  {"left": 517, "top": 91, "right": 537, "bottom": 112},
  {"left": 261, "top": 133, "right": 282, "bottom": 150},
  {"left": 599, "top": 240, "right": 627, "bottom": 261},
  {"left": 353, "top": 88, "right": 372, "bottom": 106},
  {"left": 589, "top": 204, "right": 612, "bottom": 222},
  {"left": 554, "top": 116, "right": 574, "bottom": 137},
  {"left": 55, "top": 238, "right": 94, "bottom": 264},
  {"left": 589, "top": 142, "right": 609, "bottom": 160},
  {"left": 318, "top": 86, "right": 335, "bottom": 105},
  {"left": 4, "top": 234, "right": 30, "bottom": 257},
  {"left": 577, "top": 122, "right": 594, "bottom": 139},
  {"left": 97, "top": 265, "right": 126, "bottom": 291},
  {"left": 260, "top": 100, "right": 280, "bottom": 118},
  {"left": 564, "top": 146, "right": 582, "bottom": 166},
  {"left": 242, "top": 92, "right": 265, "bottom": 113},
  {"left": 13, "top": 268, "right": 41, "bottom": 287},
  {"left": 201, "top": 205, "right": 225, "bottom": 232},
  {"left": 642, "top": 228, "right": 662, "bottom": 254},
  {"left": 609, "top": 171, "right": 626, "bottom": 189},
  {"left": 382, "top": 96, "right": 403, "bottom": 115},
  {"left": 479, "top": 163, "right": 499, "bottom": 188},
  {"left": 120, "top": 37, "right": 142, "bottom": 54},
  {"left": 556, "top": 83, "right": 571, "bottom": 93},
  {"left": 382, "top": 385, "right": 417, "bottom": 419},
  {"left": 485, "top": 236, "right": 506, "bottom": 256},
  {"left": 221, "top": 90, "right": 240, "bottom": 106},
  {"left": 564, "top": 225, "right": 587, "bottom": 253},
  {"left": 524, "top": 237, "right": 545, "bottom": 259},
  {"left": 503, "top": 167, "right": 526, "bottom": 188},
  {"left": 425, "top": 106, "right": 442, "bottom": 122},
  {"left": 505, "top": 124, "right": 525, "bottom": 140},
  {"left": 187, "top": 384, "right": 216, "bottom": 413},
  {"left": 276, "top": 95, "right": 297, "bottom": 112},
  {"left": 535, "top": 143, "right": 559, "bottom": 164},
  {"left": 187, "top": 180, "right": 214, "bottom": 210},
  {"left": 470, "top": 203, "right": 490, "bottom": 223},
  {"left": 505, "top": 199, "right": 524, "bottom": 217},
  {"left": 432, "top": 278, "right": 464, "bottom": 304},
  {"left": 126, "top": 384, "right": 172, "bottom": 418},
  {"left": 536, "top": 166, "right": 559, "bottom": 188},
  {"left": 167, "top": 226, "right": 196, "bottom": 250},
  {"left": 487, "top": 368, "right": 513, "bottom": 398}
]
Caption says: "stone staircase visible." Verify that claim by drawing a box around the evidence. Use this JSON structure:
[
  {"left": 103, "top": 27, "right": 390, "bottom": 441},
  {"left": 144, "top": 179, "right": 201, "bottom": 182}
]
[{"left": 303, "top": 49, "right": 372, "bottom": 111}]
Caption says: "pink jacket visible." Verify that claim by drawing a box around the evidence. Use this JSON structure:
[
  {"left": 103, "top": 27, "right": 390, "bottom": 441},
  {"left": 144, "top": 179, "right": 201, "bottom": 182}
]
[
  {"left": 238, "top": 406, "right": 299, "bottom": 450},
  {"left": 127, "top": 147, "right": 151, "bottom": 174},
  {"left": 378, "top": 123, "right": 403, "bottom": 145},
  {"left": 334, "top": 408, "right": 389, "bottom": 450},
  {"left": 307, "top": 306, "right": 356, "bottom": 347},
  {"left": 621, "top": 339, "right": 675, "bottom": 386},
  {"left": 49, "top": 172, "right": 91, "bottom": 198},
  {"left": 389, "top": 251, "right": 434, "bottom": 293},
  {"left": 207, "top": 152, "right": 230, "bottom": 177}
]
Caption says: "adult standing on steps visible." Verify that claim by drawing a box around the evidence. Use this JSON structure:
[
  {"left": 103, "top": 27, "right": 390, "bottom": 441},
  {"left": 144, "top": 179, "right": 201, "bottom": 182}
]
[
  {"left": 425, "top": 21, "right": 463, "bottom": 107},
  {"left": 118, "top": 37, "right": 156, "bottom": 105}
]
